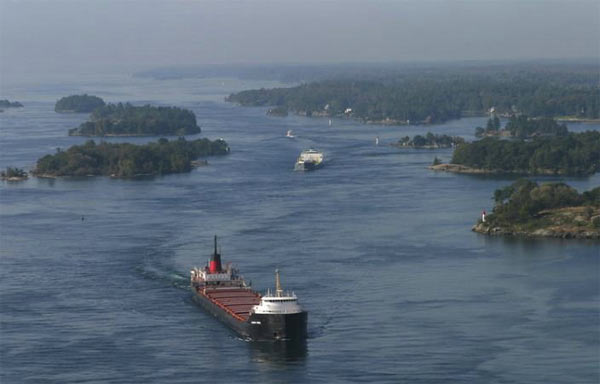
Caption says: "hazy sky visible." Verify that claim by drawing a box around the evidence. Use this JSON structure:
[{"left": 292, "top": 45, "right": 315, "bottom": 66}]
[{"left": 1, "top": 0, "right": 599, "bottom": 77}]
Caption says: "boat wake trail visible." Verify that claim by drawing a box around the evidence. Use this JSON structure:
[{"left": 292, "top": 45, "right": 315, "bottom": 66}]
[{"left": 136, "top": 248, "right": 190, "bottom": 291}]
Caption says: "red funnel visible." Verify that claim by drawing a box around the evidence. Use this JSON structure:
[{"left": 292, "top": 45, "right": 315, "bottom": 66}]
[{"left": 209, "top": 236, "right": 222, "bottom": 273}]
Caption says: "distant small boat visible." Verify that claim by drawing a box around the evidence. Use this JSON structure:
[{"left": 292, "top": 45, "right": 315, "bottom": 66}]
[
  {"left": 294, "top": 149, "right": 324, "bottom": 171},
  {"left": 328, "top": 119, "right": 332, "bottom": 127},
  {"left": 375, "top": 136, "right": 379, "bottom": 146},
  {"left": 286, "top": 130, "right": 295, "bottom": 138}
]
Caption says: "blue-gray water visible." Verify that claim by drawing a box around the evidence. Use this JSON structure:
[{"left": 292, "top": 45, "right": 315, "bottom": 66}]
[{"left": 1, "top": 75, "right": 599, "bottom": 383}]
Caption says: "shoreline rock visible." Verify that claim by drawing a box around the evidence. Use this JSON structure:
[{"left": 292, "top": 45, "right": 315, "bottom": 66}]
[
  {"left": 1, "top": 176, "right": 28, "bottom": 182},
  {"left": 429, "top": 163, "right": 560, "bottom": 175},
  {"left": 428, "top": 163, "right": 491, "bottom": 174},
  {"left": 472, "top": 206, "right": 600, "bottom": 240},
  {"left": 555, "top": 118, "right": 600, "bottom": 123},
  {"left": 472, "top": 222, "right": 600, "bottom": 239},
  {"left": 394, "top": 144, "right": 454, "bottom": 149}
]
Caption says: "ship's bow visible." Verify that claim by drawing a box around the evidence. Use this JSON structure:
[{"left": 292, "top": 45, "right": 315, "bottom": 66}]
[{"left": 248, "top": 311, "right": 307, "bottom": 341}]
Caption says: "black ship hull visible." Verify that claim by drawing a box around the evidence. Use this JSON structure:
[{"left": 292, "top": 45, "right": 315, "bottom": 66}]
[
  {"left": 192, "top": 289, "right": 307, "bottom": 341},
  {"left": 295, "top": 161, "right": 323, "bottom": 172}
]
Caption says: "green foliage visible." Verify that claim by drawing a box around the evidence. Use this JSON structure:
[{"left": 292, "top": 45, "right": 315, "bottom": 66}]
[
  {"left": 504, "top": 115, "right": 568, "bottom": 138},
  {"left": 582, "top": 187, "right": 600, "bottom": 206},
  {"left": 227, "top": 72, "right": 599, "bottom": 124},
  {"left": 432, "top": 157, "right": 442, "bottom": 166},
  {"left": 489, "top": 180, "right": 599, "bottom": 225},
  {"left": 0, "top": 99, "right": 23, "bottom": 108},
  {"left": 451, "top": 131, "right": 600, "bottom": 176},
  {"left": 486, "top": 116, "right": 501, "bottom": 131},
  {"left": 396, "top": 132, "right": 465, "bottom": 148},
  {"left": 34, "top": 137, "right": 229, "bottom": 177},
  {"left": 1, "top": 167, "right": 27, "bottom": 178},
  {"left": 55, "top": 94, "right": 105, "bottom": 113},
  {"left": 476, "top": 115, "right": 568, "bottom": 138},
  {"left": 68, "top": 103, "right": 201, "bottom": 136}
]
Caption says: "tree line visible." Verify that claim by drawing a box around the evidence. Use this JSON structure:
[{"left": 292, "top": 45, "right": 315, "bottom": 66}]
[
  {"left": 69, "top": 103, "right": 201, "bottom": 136},
  {"left": 450, "top": 131, "right": 600, "bottom": 176},
  {"left": 0, "top": 99, "right": 24, "bottom": 108},
  {"left": 1, "top": 167, "right": 27, "bottom": 178},
  {"left": 55, "top": 94, "right": 105, "bottom": 113},
  {"left": 34, "top": 137, "right": 229, "bottom": 177},
  {"left": 475, "top": 115, "right": 569, "bottom": 138},
  {"left": 395, "top": 133, "right": 465, "bottom": 148},
  {"left": 486, "top": 179, "right": 599, "bottom": 226},
  {"left": 227, "top": 72, "right": 599, "bottom": 124}
]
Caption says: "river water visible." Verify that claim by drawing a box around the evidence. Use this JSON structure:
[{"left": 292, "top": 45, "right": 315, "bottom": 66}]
[{"left": 1, "top": 74, "right": 599, "bottom": 383}]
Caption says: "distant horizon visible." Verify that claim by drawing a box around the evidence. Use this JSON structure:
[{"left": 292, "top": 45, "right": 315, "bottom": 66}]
[
  {"left": 1, "top": 0, "right": 598, "bottom": 80},
  {"left": 1, "top": 56, "right": 598, "bottom": 98},
  {"left": 135, "top": 56, "right": 600, "bottom": 70}
]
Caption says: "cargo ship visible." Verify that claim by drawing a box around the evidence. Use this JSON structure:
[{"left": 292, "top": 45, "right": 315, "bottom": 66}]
[
  {"left": 294, "top": 149, "right": 324, "bottom": 171},
  {"left": 190, "top": 237, "right": 307, "bottom": 341}
]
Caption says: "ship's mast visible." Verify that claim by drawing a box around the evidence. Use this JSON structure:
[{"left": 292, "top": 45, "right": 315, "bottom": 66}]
[
  {"left": 209, "top": 235, "right": 222, "bottom": 273},
  {"left": 275, "top": 269, "right": 283, "bottom": 297}
]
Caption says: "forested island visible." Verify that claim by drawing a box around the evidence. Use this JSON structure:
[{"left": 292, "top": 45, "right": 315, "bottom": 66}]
[
  {"left": 68, "top": 103, "right": 201, "bottom": 136},
  {"left": 226, "top": 67, "right": 599, "bottom": 125},
  {"left": 431, "top": 130, "right": 599, "bottom": 176},
  {"left": 475, "top": 115, "right": 569, "bottom": 138},
  {"left": 55, "top": 94, "right": 106, "bottom": 113},
  {"left": 393, "top": 133, "right": 465, "bottom": 149},
  {"left": 33, "top": 137, "right": 229, "bottom": 178},
  {"left": 473, "top": 180, "right": 600, "bottom": 239},
  {"left": 1, "top": 167, "right": 28, "bottom": 181},
  {"left": 0, "top": 99, "right": 24, "bottom": 109}
]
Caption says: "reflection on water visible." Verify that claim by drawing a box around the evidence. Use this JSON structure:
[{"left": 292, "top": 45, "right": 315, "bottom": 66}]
[
  {"left": 248, "top": 339, "right": 308, "bottom": 365},
  {"left": 483, "top": 234, "right": 600, "bottom": 256}
]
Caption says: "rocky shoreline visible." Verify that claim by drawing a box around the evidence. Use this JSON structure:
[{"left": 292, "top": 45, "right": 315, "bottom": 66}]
[
  {"left": 428, "top": 163, "right": 493, "bottom": 174},
  {"left": 555, "top": 117, "right": 600, "bottom": 123},
  {"left": 1, "top": 176, "right": 28, "bottom": 182},
  {"left": 394, "top": 143, "right": 454, "bottom": 149},
  {"left": 428, "top": 163, "right": 559, "bottom": 175},
  {"left": 472, "top": 206, "right": 600, "bottom": 240},
  {"left": 472, "top": 222, "right": 600, "bottom": 239}
]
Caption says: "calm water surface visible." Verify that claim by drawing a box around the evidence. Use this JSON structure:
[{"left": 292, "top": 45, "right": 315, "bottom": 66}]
[{"left": 1, "top": 74, "right": 599, "bottom": 383}]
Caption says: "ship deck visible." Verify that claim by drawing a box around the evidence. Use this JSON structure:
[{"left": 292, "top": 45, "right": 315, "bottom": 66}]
[{"left": 197, "top": 287, "right": 261, "bottom": 321}]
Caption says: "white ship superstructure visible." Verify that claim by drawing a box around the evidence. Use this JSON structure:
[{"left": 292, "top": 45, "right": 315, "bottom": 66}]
[{"left": 294, "top": 149, "right": 324, "bottom": 171}]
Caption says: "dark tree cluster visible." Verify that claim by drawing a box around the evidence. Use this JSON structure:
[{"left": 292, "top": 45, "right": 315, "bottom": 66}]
[
  {"left": 396, "top": 133, "right": 465, "bottom": 148},
  {"left": 55, "top": 94, "right": 106, "bottom": 113},
  {"left": 0, "top": 99, "right": 24, "bottom": 108},
  {"left": 34, "top": 137, "right": 229, "bottom": 177},
  {"left": 68, "top": 103, "right": 201, "bottom": 136},
  {"left": 475, "top": 116, "right": 501, "bottom": 137},
  {"left": 504, "top": 115, "right": 569, "bottom": 138},
  {"left": 476, "top": 115, "right": 568, "bottom": 138},
  {"left": 451, "top": 131, "right": 600, "bottom": 176},
  {"left": 487, "top": 179, "right": 600, "bottom": 225},
  {"left": 227, "top": 71, "right": 599, "bottom": 124},
  {"left": 1, "top": 167, "right": 27, "bottom": 178}
]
